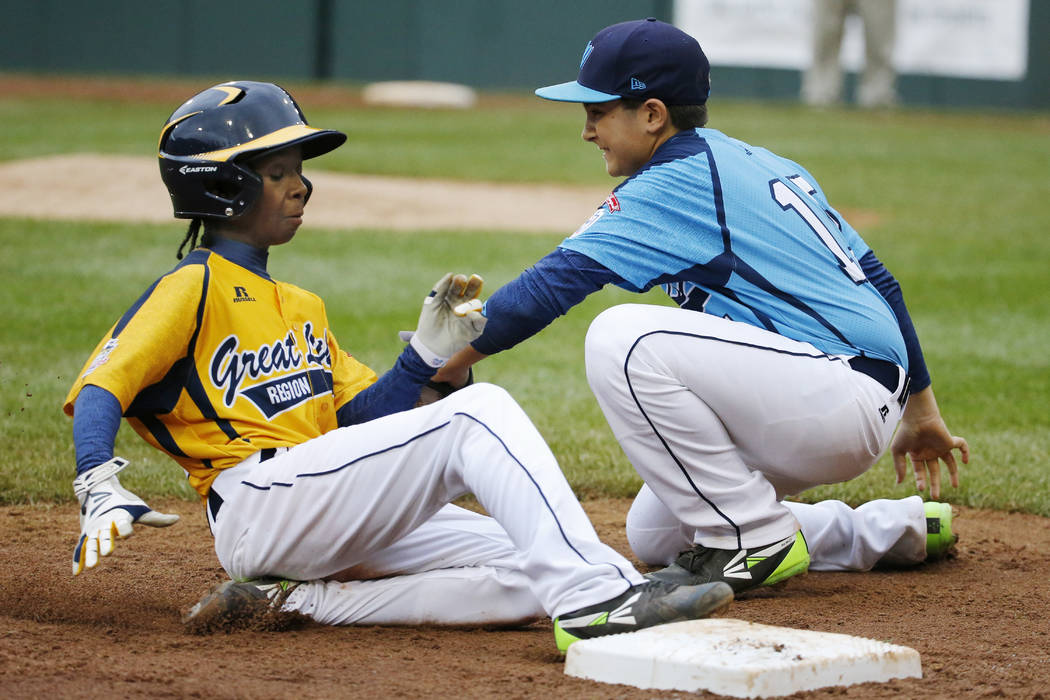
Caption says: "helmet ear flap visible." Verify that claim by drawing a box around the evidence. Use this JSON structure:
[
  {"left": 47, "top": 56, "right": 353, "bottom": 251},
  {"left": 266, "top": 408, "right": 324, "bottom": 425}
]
[
  {"left": 205, "top": 161, "right": 262, "bottom": 218},
  {"left": 302, "top": 174, "right": 313, "bottom": 205},
  {"left": 160, "top": 160, "right": 262, "bottom": 219}
]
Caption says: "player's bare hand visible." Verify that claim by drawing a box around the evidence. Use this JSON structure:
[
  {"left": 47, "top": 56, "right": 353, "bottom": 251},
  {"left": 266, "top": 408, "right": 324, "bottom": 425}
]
[
  {"left": 410, "top": 273, "right": 487, "bottom": 368},
  {"left": 432, "top": 345, "right": 486, "bottom": 389},
  {"left": 891, "top": 388, "right": 969, "bottom": 499},
  {"left": 72, "top": 457, "right": 179, "bottom": 576}
]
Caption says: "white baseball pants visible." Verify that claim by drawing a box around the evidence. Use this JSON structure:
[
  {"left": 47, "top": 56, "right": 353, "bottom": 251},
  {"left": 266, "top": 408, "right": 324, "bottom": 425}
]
[
  {"left": 584, "top": 304, "right": 914, "bottom": 558},
  {"left": 626, "top": 485, "right": 927, "bottom": 570},
  {"left": 207, "top": 383, "right": 645, "bottom": 625}
]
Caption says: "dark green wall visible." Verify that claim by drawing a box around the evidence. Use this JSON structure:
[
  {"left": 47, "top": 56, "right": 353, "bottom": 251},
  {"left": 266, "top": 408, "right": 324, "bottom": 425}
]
[
  {"left": 0, "top": 0, "right": 668, "bottom": 88},
  {"left": 0, "top": 0, "right": 1044, "bottom": 109},
  {"left": 328, "top": 0, "right": 670, "bottom": 89},
  {"left": 0, "top": 1, "right": 319, "bottom": 77}
]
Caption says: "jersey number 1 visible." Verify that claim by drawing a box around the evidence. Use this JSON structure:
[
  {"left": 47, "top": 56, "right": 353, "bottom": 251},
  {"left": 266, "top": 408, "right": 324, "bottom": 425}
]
[{"left": 769, "top": 176, "right": 866, "bottom": 284}]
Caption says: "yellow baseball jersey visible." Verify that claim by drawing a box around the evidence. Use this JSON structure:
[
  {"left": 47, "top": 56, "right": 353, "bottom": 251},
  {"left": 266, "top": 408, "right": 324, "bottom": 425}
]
[{"left": 64, "top": 242, "right": 377, "bottom": 498}]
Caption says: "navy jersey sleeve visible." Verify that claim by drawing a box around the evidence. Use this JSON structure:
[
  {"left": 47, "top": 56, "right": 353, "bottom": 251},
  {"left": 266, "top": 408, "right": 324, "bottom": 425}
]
[
  {"left": 859, "top": 250, "right": 931, "bottom": 392},
  {"left": 471, "top": 248, "right": 623, "bottom": 356},
  {"left": 336, "top": 345, "right": 434, "bottom": 426}
]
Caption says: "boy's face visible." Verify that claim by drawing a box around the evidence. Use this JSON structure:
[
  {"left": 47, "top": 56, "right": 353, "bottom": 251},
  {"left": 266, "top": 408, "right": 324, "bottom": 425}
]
[
  {"left": 581, "top": 101, "right": 659, "bottom": 177},
  {"left": 226, "top": 146, "right": 307, "bottom": 248}
]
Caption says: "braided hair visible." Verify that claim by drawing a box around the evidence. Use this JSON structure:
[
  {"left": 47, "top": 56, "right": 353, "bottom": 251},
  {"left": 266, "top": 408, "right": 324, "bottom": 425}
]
[{"left": 175, "top": 219, "right": 215, "bottom": 260}]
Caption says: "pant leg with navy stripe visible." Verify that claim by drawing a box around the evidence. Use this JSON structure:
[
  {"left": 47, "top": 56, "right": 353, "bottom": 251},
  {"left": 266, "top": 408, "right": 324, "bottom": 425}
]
[
  {"left": 585, "top": 304, "right": 903, "bottom": 551},
  {"left": 207, "top": 382, "right": 644, "bottom": 622}
]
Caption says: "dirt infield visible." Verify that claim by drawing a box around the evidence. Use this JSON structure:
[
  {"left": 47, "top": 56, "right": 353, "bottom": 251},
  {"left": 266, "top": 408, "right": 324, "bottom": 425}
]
[
  {"left": 3, "top": 498, "right": 1049, "bottom": 699},
  {"left": 0, "top": 153, "right": 613, "bottom": 234}
]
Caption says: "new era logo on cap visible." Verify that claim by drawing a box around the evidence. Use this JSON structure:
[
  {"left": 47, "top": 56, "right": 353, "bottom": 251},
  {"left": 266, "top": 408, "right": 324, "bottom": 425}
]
[{"left": 535, "top": 18, "right": 711, "bottom": 105}]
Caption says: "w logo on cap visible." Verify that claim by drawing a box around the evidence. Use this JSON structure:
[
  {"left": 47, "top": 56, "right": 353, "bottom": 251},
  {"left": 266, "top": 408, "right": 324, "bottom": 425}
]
[{"left": 630, "top": 77, "right": 647, "bottom": 91}]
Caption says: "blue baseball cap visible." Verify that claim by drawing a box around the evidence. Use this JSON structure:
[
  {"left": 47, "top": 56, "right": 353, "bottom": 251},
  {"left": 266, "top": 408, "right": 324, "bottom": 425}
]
[{"left": 536, "top": 18, "right": 711, "bottom": 105}]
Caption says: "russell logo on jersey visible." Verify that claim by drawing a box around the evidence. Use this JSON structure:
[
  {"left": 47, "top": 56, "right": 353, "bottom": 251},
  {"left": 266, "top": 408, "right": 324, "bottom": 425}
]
[{"left": 232, "top": 286, "right": 256, "bottom": 303}]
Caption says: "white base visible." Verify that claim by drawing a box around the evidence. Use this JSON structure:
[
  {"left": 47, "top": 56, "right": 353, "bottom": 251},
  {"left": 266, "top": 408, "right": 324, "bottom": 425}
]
[
  {"left": 361, "top": 81, "right": 477, "bottom": 109},
  {"left": 564, "top": 618, "right": 921, "bottom": 698}
]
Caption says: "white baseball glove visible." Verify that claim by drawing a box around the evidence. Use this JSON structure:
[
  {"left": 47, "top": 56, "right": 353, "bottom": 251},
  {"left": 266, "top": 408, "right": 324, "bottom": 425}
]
[
  {"left": 72, "top": 457, "right": 179, "bottom": 576},
  {"left": 410, "top": 273, "right": 486, "bottom": 368}
]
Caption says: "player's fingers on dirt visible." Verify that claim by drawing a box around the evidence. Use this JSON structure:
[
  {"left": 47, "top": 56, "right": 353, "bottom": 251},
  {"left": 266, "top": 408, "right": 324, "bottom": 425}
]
[
  {"left": 83, "top": 529, "right": 106, "bottom": 567},
  {"left": 943, "top": 451, "right": 960, "bottom": 489},
  {"left": 892, "top": 449, "right": 908, "bottom": 485},
  {"left": 927, "top": 460, "right": 942, "bottom": 499},
  {"left": 86, "top": 534, "right": 100, "bottom": 566},
  {"left": 97, "top": 515, "right": 130, "bottom": 557},
  {"left": 72, "top": 534, "right": 90, "bottom": 576},
  {"left": 911, "top": 456, "right": 927, "bottom": 492},
  {"left": 98, "top": 523, "right": 115, "bottom": 557}
]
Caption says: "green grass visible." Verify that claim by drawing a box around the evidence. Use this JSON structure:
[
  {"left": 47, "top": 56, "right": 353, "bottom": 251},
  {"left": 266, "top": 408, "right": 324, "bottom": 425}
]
[{"left": 1, "top": 80, "right": 1048, "bottom": 514}]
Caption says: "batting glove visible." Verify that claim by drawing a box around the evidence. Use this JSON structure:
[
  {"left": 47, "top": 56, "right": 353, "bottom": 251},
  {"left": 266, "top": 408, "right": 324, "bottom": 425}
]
[
  {"left": 410, "top": 273, "right": 486, "bottom": 368},
  {"left": 72, "top": 457, "right": 179, "bottom": 576}
]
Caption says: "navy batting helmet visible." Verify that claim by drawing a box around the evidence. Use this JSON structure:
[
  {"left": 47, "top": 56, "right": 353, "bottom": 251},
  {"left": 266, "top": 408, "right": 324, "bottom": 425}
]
[{"left": 158, "top": 81, "right": 346, "bottom": 220}]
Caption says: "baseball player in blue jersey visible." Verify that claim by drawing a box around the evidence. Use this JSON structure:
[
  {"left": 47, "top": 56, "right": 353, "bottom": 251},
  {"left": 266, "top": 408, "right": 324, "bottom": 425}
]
[
  {"left": 65, "top": 80, "right": 733, "bottom": 652},
  {"left": 434, "top": 19, "right": 969, "bottom": 593}
]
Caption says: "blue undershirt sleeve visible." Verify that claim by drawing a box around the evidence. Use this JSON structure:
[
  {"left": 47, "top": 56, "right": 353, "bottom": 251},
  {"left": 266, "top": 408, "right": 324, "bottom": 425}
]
[
  {"left": 471, "top": 248, "right": 623, "bottom": 356},
  {"left": 860, "top": 250, "right": 931, "bottom": 392},
  {"left": 73, "top": 384, "right": 122, "bottom": 475},
  {"left": 336, "top": 345, "right": 433, "bottom": 426}
]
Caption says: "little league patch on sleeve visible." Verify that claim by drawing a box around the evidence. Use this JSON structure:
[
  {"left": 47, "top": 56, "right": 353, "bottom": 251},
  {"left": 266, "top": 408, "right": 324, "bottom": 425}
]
[
  {"left": 570, "top": 195, "right": 620, "bottom": 238},
  {"left": 82, "top": 338, "right": 119, "bottom": 378}
]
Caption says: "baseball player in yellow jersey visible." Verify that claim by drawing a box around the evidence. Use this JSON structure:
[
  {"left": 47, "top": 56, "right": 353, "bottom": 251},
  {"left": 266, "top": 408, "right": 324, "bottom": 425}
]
[{"left": 64, "top": 81, "right": 733, "bottom": 652}]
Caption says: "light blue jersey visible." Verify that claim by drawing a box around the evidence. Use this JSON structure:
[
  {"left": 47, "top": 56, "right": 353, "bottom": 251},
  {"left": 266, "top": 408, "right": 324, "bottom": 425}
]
[{"left": 559, "top": 128, "right": 907, "bottom": 368}]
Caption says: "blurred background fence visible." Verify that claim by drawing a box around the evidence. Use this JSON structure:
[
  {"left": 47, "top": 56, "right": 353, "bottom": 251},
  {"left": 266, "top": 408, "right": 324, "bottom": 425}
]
[{"left": 0, "top": 0, "right": 1046, "bottom": 109}]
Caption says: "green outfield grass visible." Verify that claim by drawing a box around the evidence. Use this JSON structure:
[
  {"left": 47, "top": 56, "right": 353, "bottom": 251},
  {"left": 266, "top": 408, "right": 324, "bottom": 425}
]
[{"left": 1, "top": 80, "right": 1047, "bottom": 513}]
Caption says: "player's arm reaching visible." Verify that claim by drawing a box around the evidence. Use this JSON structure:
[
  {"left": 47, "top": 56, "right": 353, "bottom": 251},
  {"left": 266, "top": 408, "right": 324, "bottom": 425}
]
[
  {"left": 71, "top": 386, "right": 180, "bottom": 576},
  {"left": 434, "top": 248, "right": 621, "bottom": 386},
  {"left": 66, "top": 270, "right": 205, "bottom": 576},
  {"left": 437, "top": 239, "right": 970, "bottom": 501},
  {"left": 335, "top": 273, "right": 486, "bottom": 422},
  {"left": 71, "top": 378, "right": 182, "bottom": 577}
]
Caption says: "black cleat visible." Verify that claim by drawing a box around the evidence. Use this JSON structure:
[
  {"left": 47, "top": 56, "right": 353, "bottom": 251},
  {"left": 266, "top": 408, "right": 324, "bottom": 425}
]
[
  {"left": 647, "top": 531, "right": 810, "bottom": 594},
  {"left": 553, "top": 579, "right": 733, "bottom": 652},
  {"left": 182, "top": 578, "right": 302, "bottom": 631}
]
